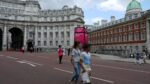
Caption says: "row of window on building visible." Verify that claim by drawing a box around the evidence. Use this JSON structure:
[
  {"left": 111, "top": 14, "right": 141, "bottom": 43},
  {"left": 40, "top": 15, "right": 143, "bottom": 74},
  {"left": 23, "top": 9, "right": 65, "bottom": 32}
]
[
  {"left": 91, "top": 21, "right": 146, "bottom": 37},
  {"left": 29, "top": 31, "right": 70, "bottom": 39},
  {"left": 89, "top": 21, "right": 146, "bottom": 44},
  {"left": 37, "top": 26, "right": 70, "bottom": 31},
  {"left": 37, "top": 40, "right": 70, "bottom": 47},
  {"left": 90, "top": 31, "right": 146, "bottom": 44},
  {"left": 8, "top": 15, "right": 73, "bottom": 22}
]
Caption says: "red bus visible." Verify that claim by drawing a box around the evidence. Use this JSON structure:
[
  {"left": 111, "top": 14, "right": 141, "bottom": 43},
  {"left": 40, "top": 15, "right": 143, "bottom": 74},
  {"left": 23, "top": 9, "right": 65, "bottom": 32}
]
[{"left": 74, "top": 27, "right": 88, "bottom": 46}]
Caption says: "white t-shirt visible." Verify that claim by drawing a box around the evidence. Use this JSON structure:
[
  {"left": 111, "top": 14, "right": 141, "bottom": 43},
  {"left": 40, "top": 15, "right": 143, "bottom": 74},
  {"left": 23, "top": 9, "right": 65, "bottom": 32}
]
[{"left": 72, "top": 48, "right": 81, "bottom": 62}]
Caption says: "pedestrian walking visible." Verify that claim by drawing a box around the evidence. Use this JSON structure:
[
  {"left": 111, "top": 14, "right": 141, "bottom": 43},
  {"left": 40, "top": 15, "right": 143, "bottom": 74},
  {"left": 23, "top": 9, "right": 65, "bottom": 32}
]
[
  {"left": 70, "top": 41, "right": 82, "bottom": 83},
  {"left": 21, "top": 46, "right": 25, "bottom": 53},
  {"left": 80, "top": 44, "right": 92, "bottom": 84},
  {"left": 63, "top": 48, "right": 66, "bottom": 56},
  {"left": 30, "top": 47, "right": 33, "bottom": 53},
  {"left": 68, "top": 48, "right": 71, "bottom": 56},
  {"left": 143, "top": 50, "right": 147, "bottom": 64},
  {"left": 135, "top": 52, "right": 141, "bottom": 64},
  {"left": 57, "top": 45, "right": 64, "bottom": 64}
]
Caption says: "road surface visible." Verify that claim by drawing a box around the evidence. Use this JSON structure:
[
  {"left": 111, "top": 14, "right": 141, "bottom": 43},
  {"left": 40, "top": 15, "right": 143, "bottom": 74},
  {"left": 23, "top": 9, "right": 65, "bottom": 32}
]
[{"left": 0, "top": 51, "right": 150, "bottom": 84}]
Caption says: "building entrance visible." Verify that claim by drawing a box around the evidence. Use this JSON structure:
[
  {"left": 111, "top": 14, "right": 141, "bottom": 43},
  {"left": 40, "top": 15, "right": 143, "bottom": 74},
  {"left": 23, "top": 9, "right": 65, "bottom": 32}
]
[
  {"left": 9, "top": 28, "right": 23, "bottom": 50},
  {"left": 27, "top": 40, "right": 34, "bottom": 51}
]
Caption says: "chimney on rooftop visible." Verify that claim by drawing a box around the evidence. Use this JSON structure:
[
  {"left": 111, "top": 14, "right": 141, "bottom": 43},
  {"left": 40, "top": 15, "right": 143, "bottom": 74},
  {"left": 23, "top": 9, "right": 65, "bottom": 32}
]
[{"left": 111, "top": 16, "right": 116, "bottom": 22}]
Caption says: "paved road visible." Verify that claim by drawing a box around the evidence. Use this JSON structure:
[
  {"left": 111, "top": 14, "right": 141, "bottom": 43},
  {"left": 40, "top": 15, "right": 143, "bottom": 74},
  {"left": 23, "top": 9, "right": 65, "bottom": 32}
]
[{"left": 0, "top": 51, "right": 150, "bottom": 84}]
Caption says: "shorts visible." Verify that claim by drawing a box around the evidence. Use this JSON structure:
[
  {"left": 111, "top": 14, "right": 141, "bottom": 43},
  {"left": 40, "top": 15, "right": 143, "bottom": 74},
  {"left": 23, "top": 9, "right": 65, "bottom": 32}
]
[{"left": 83, "top": 64, "right": 91, "bottom": 71}]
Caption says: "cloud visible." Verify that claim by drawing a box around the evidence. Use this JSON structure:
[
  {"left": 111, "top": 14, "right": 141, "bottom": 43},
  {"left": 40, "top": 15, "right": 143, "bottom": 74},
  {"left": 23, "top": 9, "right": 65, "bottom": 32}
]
[
  {"left": 97, "top": 0, "right": 125, "bottom": 12},
  {"left": 39, "top": 0, "right": 74, "bottom": 9},
  {"left": 39, "top": 0, "right": 144, "bottom": 10},
  {"left": 38, "top": 0, "right": 95, "bottom": 10},
  {"left": 39, "top": 0, "right": 143, "bottom": 11},
  {"left": 85, "top": 17, "right": 103, "bottom": 25},
  {"left": 96, "top": 0, "right": 143, "bottom": 12}
]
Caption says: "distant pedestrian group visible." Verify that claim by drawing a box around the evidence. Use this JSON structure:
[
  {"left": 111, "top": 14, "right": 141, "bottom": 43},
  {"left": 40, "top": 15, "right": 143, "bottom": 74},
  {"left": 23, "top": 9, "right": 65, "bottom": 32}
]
[
  {"left": 135, "top": 50, "right": 147, "bottom": 64},
  {"left": 70, "top": 41, "right": 92, "bottom": 84},
  {"left": 57, "top": 42, "right": 92, "bottom": 84}
]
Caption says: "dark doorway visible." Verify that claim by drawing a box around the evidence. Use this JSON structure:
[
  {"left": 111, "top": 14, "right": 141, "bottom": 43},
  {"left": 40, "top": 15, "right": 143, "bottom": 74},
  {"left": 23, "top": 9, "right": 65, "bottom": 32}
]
[
  {"left": 9, "top": 28, "right": 23, "bottom": 50},
  {"left": 27, "top": 40, "right": 34, "bottom": 51},
  {"left": 0, "top": 29, "right": 2, "bottom": 51}
]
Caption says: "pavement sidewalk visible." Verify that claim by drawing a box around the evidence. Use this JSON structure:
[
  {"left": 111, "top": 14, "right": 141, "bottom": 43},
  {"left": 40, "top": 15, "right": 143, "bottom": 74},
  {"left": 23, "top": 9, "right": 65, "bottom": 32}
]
[{"left": 92, "top": 53, "right": 150, "bottom": 64}]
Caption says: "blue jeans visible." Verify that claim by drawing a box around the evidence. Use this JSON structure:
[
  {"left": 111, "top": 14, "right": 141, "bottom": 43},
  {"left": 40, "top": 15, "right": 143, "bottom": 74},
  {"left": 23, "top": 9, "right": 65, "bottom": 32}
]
[{"left": 71, "top": 62, "right": 81, "bottom": 82}]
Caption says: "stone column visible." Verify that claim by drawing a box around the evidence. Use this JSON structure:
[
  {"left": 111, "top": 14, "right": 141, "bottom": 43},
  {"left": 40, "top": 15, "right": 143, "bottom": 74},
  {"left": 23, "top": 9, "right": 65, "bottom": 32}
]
[
  {"left": 2, "top": 24, "right": 7, "bottom": 50},
  {"left": 34, "top": 26, "right": 38, "bottom": 47},
  {"left": 41, "top": 26, "right": 44, "bottom": 47},
  {"left": 64, "top": 26, "right": 67, "bottom": 48},
  {"left": 58, "top": 26, "right": 61, "bottom": 46},
  {"left": 53, "top": 26, "right": 56, "bottom": 48},
  {"left": 23, "top": 25, "right": 27, "bottom": 50},
  {"left": 70, "top": 24, "right": 76, "bottom": 47},
  {"left": 47, "top": 26, "right": 50, "bottom": 48}
]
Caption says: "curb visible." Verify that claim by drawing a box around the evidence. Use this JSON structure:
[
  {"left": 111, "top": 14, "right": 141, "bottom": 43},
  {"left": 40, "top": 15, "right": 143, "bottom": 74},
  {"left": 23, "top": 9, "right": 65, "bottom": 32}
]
[{"left": 92, "top": 54, "right": 150, "bottom": 64}]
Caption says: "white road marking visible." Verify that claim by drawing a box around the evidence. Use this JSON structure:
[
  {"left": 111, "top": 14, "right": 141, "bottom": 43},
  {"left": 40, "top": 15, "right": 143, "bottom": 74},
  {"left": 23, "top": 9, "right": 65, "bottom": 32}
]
[
  {"left": 91, "top": 76, "right": 114, "bottom": 84},
  {"left": 0, "top": 55, "right": 4, "bottom": 57},
  {"left": 63, "top": 59, "right": 150, "bottom": 73},
  {"left": 54, "top": 67, "right": 114, "bottom": 84},
  {"left": 6, "top": 56, "right": 18, "bottom": 60},
  {"left": 17, "top": 60, "right": 36, "bottom": 67},
  {"left": 22, "top": 60, "right": 43, "bottom": 66},
  {"left": 92, "top": 64, "right": 150, "bottom": 74},
  {"left": 17, "top": 60, "right": 43, "bottom": 67},
  {"left": 54, "top": 68, "right": 73, "bottom": 73}
]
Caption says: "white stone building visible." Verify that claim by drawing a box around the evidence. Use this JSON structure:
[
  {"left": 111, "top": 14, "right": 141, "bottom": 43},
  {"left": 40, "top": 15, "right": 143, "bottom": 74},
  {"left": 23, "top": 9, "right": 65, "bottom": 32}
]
[{"left": 0, "top": 0, "right": 84, "bottom": 51}]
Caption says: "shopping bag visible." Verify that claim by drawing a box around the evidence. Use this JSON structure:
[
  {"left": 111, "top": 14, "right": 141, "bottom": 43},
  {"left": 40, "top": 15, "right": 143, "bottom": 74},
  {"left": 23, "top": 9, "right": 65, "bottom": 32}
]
[{"left": 82, "top": 72, "right": 90, "bottom": 83}]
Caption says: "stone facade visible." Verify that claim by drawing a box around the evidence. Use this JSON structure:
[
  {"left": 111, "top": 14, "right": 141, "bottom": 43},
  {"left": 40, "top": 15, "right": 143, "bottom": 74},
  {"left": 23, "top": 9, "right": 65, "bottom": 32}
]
[{"left": 0, "top": 0, "right": 84, "bottom": 51}]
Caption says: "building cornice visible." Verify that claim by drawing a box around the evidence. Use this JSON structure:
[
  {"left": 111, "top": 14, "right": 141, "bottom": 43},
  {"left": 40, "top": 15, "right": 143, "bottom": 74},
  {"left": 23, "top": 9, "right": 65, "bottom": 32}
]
[{"left": 90, "top": 11, "right": 150, "bottom": 33}]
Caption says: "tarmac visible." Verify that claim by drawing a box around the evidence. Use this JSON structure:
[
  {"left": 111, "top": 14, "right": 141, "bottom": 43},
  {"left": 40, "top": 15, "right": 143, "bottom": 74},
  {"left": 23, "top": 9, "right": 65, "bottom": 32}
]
[{"left": 92, "top": 53, "right": 150, "bottom": 64}]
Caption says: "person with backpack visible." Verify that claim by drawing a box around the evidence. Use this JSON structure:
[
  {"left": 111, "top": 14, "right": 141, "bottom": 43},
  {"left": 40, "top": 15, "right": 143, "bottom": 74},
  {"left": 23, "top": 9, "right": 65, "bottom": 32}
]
[{"left": 57, "top": 45, "right": 64, "bottom": 64}]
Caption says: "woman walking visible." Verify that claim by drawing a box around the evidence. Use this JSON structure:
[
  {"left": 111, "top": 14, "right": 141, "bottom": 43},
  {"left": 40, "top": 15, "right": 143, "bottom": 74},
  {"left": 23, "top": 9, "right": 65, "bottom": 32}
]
[
  {"left": 57, "top": 45, "right": 64, "bottom": 64},
  {"left": 70, "top": 41, "right": 82, "bottom": 83},
  {"left": 81, "top": 44, "right": 92, "bottom": 84}
]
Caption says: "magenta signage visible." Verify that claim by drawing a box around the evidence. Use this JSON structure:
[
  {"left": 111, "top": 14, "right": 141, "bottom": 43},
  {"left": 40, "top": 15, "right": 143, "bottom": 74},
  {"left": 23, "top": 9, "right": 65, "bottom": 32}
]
[{"left": 74, "top": 27, "right": 88, "bottom": 46}]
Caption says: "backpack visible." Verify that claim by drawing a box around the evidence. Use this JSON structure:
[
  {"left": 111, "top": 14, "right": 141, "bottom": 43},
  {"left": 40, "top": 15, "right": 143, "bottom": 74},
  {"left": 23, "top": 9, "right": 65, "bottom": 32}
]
[{"left": 58, "top": 48, "right": 63, "bottom": 56}]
